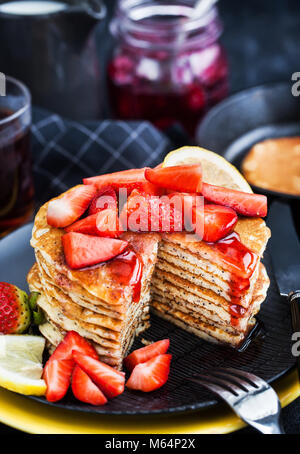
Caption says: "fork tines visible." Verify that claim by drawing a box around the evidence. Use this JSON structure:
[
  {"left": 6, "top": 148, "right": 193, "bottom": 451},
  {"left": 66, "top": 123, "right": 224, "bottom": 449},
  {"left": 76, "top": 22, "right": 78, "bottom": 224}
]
[{"left": 189, "top": 367, "right": 269, "bottom": 398}]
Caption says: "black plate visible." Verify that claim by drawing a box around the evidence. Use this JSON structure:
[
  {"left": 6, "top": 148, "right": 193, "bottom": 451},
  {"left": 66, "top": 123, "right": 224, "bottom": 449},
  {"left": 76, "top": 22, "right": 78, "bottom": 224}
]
[
  {"left": 0, "top": 223, "right": 295, "bottom": 415},
  {"left": 196, "top": 82, "right": 300, "bottom": 201}
]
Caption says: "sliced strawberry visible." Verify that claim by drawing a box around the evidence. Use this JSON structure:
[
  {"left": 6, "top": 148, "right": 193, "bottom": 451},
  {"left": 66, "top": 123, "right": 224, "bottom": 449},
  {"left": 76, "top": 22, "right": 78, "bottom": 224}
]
[
  {"left": 47, "top": 185, "right": 98, "bottom": 228},
  {"left": 201, "top": 183, "right": 267, "bottom": 217},
  {"left": 71, "top": 365, "right": 107, "bottom": 406},
  {"left": 66, "top": 209, "right": 122, "bottom": 238},
  {"left": 43, "top": 332, "right": 99, "bottom": 402},
  {"left": 165, "top": 192, "right": 203, "bottom": 233},
  {"left": 62, "top": 232, "right": 128, "bottom": 269},
  {"left": 120, "top": 190, "right": 149, "bottom": 232},
  {"left": 43, "top": 358, "right": 74, "bottom": 402},
  {"left": 158, "top": 195, "right": 185, "bottom": 233},
  {"left": 83, "top": 168, "right": 161, "bottom": 196},
  {"left": 126, "top": 354, "right": 172, "bottom": 392},
  {"left": 120, "top": 189, "right": 183, "bottom": 233},
  {"left": 145, "top": 164, "right": 202, "bottom": 193},
  {"left": 65, "top": 212, "right": 101, "bottom": 235},
  {"left": 193, "top": 204, "right": 238, "bottom": 242},
  {"left": 124, "top": 339, "right": 170, "bottom": 371},
  {"left": 50, "top": 330, "right": 98, "bottom": 362},
  {"left": 73, "top": 351, "right": 125, "bottom": 399},
  {"left": 94, "top": 209, "right": 123, "bottom": 238},
  {"left": 88, "top": 188, "right": 117, "bottom": 216}
]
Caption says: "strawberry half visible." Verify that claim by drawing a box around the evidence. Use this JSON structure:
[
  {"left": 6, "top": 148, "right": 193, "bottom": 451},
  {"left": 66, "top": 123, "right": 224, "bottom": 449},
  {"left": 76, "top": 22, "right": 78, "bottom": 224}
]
[
  {"left": 73, "top": 351, "right": 125, "bottom": 399},
  {"left": 43, "top": 358, "right": 74, "bottom": 402},
  {"left": 66, "top": 209, "right": 123, "bottom": 238},
  {"left": 62, "top": 232, "right": 128, "bottom": 269},
  {"left": 83, "top": 168, "right": 161, "bottom": 196},
  {"left": 71, "top": 365, "right": 107, "bottom": 406},
  {"left": 50, "top": 330, "right": 99, "bottom": 362},
  {"left": 201, "top": 183, "right": 268, "bottom": 217},
  {"left": 126, "top": 354, "right": 172, "bottom": 392},
  {"left": 88, "top": 188, "right": 117, "bottom": 216},
  {"left": 193, "top": 204, "right": 238, "bottom": 242},
  {"left": 145, "top": 164, "right": 202, "bottom": 193},
  {"left": 124, "top": 339, "right": 170, "bottom": 371},
  {"left": 47, "top": 185, "right": 98, "bottom": 228},
  {"left": 0, "top": 282, "right": 31, "bottom": 334}
]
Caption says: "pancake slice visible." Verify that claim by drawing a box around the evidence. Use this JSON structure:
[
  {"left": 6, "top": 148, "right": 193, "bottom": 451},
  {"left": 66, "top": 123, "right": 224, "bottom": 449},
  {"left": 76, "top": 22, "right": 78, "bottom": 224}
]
[
  {"left": 150, "top": 225, "right": 270, "bottom": 347},
  {"left": 151, "top": 262, "right": 269, "bottom": 347}
]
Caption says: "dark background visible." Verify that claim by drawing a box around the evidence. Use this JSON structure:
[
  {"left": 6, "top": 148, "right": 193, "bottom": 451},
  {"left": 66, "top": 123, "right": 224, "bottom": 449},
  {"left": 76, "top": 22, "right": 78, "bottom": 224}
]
[{"left": 2, "top": 0, "right": 300, "bottom": 434}]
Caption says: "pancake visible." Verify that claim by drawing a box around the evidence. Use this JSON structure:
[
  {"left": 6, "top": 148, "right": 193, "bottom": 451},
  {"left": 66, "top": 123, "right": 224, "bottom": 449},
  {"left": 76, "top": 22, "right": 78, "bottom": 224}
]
[
  {"left": 152, "top": 263, "right": 269, "bottom": 347},
  {"left": 242, "top": 137, "right": 300, "bottom": 195},
  {"left": 162, "top": 216, "right": 270, "bottom": 269},
  {"left": 28, "top": 254, "right": 151, "bottom": 369},
  {"left": 31, "top": 197, "right": 160, "bottom": 306},
  {"left": 28, "top": 185, "right": 271, "bottom": 368}
]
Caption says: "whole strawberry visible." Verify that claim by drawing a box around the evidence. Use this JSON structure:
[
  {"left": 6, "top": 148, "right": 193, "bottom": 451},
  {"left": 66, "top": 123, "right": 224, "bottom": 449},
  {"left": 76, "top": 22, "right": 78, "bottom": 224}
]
[{"left": 0, "top": 282, "right": 31, "bottom": 334}]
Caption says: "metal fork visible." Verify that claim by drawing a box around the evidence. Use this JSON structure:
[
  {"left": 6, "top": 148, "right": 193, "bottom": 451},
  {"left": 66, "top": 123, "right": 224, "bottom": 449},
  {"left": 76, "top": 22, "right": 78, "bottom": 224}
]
[{"left": 188, "top": 367, "right": 284, "bottom": 434}]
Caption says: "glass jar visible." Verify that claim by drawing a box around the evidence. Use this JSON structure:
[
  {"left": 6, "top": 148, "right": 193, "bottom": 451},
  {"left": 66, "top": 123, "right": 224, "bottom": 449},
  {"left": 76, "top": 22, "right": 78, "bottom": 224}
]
[{"left": 108, "top": 0, "right": 228, "bottom": 136}]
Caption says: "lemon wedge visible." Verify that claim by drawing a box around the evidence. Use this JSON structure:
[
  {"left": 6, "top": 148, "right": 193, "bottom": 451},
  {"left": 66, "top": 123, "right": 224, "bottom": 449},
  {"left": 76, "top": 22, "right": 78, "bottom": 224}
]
[
  {"left": 0, "top": 335, "right": 46, "bottom": 396},
  {"left": 163, "top": 146, "right": 252, "bottom": 193}
]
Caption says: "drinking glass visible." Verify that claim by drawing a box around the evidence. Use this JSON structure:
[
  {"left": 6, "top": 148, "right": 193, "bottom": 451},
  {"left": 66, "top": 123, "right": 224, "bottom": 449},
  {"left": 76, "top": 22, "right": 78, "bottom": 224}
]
[{"left": 0, "top": 76, "right": 34, "bottom": 237}]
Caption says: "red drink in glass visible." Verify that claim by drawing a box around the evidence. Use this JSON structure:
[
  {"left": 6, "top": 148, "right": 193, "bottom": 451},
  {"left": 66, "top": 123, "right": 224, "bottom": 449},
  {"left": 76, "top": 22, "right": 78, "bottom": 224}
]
[{"left": 0, "top": 76, "right": 34, "bottom": 237}]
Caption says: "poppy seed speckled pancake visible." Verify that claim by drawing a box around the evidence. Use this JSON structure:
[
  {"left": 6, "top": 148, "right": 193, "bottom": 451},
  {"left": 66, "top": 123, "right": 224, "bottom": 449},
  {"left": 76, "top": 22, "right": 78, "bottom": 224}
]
[
  {"left": 28, "top": 264, "right": 151, "bottom": 369},
  {"left": 152, "top": 263, "right": 269, "bottom": 347},
  {"left": 29, "top": 184, "right": 271, "bottom": 367},
  {"left": 31, "top": 193, "right": 160, "bottom": 306}
]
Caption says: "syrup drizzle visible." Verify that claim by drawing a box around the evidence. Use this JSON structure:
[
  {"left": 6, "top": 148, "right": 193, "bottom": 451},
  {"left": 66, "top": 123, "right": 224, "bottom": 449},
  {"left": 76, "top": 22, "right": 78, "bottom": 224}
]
[
  {"left": 208, "top": 232, "right": 259, "bottom": 326},
  {"left": 107, "top": 247, "right": 143, "bottom": 303}
]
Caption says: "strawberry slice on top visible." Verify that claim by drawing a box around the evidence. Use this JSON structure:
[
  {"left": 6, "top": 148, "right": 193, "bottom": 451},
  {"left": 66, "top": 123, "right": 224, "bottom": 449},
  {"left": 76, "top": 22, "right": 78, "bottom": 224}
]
[
  {"left": 193, "top": 203, "right": 238, "bottom": 243},
  {"left": 65, "top": 209, "right": 123, "bottom": 238},
  {"left": 47, "top": 185, "right": 98, "bottom": 228},
  {"left": 72, "top": 365, "right": 107, "bottom": 406},
  {"left": 120, "top": 189, "right": 183, "bottom": 233},
  {"left": 73, "top": 351, "right": 125, "bottom": 399},
  {"left": 88, "top": 187, "right": 117, "bottom": 216},
  {"left": 145, "top": 164, "right": 202, "bottom": 193},
  {"left": 201, "top": 183, "right": 267, "bottom": 217},
  {"left": 62, "top": 232, "right": 128, "bottom": 269},
  {"left": 124, "top": 339, "right": 170, "bottom": 371},
  {"left": 126, "top": 353, "right": 172, "bottom": 392},
  {"left": 83, "top": 168, "right": 161, "bottom": 196}
]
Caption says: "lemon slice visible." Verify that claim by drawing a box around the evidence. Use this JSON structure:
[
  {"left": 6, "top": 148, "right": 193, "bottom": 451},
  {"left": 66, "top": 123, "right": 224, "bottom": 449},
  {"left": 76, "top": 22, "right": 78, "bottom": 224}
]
[
  {"left": 163, "top": 146, "right": 252, "bottom": 193},
  {"left": 0, "top": 335, "right": 46, "bottom": 395}
]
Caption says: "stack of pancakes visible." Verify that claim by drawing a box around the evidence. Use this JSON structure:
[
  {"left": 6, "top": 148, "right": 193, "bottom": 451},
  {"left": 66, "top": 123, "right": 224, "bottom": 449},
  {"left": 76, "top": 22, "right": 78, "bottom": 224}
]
[
  {"left": 28, "top": 193, "right": 270, "bottom": 368},
  {"left": 28, "top": 202, "right": 159, "bottom": 369},
  {"left": 152, "top": 218, "right": 270, "bottom": 347}
]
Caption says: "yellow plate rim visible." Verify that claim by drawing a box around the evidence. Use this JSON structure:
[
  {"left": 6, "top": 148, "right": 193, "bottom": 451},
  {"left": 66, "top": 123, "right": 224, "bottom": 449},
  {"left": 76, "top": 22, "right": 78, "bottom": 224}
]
[{"left": 0, "top": 368, "right": 298, "bottom": 434}]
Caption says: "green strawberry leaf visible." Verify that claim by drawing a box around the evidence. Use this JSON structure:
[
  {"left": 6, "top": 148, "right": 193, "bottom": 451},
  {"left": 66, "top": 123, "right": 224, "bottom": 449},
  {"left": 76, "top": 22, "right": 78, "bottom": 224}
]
[
  {"left": 32, "top": 307, "right": 45, "bottom": 326},
  {"left": 29, "top": 292, "right": 40, "bottom": 311}
]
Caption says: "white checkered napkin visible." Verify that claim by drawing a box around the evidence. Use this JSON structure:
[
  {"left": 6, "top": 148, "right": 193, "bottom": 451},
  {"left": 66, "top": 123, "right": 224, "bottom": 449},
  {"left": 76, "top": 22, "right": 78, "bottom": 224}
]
[{"left": 31, "top": 108, "right": 171, "bottom": 205}]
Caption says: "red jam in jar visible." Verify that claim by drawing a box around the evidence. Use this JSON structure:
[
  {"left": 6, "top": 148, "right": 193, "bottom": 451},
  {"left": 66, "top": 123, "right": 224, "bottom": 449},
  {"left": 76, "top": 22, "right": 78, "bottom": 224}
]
[{"left": 108, "top": 0, "right": 228, "bottom": 136}]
